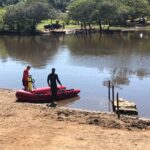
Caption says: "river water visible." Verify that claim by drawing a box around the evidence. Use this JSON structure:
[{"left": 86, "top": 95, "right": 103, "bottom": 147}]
[{"left": 0, "top": 32, "right": 150, "bottom": 117}]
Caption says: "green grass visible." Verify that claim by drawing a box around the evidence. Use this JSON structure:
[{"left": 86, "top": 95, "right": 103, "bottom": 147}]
[
  {"left": 37, "top": 19, "right": 82, "bottom": 31},
  {"left": 0, "top": 7, "right": 6, "bottom": 29},
  {"left": 24, "top": 17, "right": 150, "bottom": 32},
  {"left": 65, "top": 24, "right": 80, "bottom": 29}
]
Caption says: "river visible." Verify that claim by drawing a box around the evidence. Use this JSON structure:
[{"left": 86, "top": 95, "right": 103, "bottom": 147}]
[{"left": 0, "top": 32, "right": 150, "bottom": 117}]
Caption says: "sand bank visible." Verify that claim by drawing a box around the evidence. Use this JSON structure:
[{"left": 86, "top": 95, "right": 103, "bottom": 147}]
[{"left": 0, "top": 88, "right": 150, "bottom": 150}]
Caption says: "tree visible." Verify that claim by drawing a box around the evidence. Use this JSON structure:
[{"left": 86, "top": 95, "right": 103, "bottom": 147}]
[
  {"left": 4, "top": 1, "right": 57, "bottom": 33},
  {"left": 94, "top": 0, "right": 130, "bottom": 29},
  {"left": 97, "top": 1, "right": 119, "bottom": 29},
  {"left": 0, "top": 0, "right": 19, "bottom": 6},
  {"left": 68, "top": 0, "right": 150, "bottom": 30},
  {"left": 121, "top": 0, "right": 150, "bottom": 19},
  {"left": 113, "top": 1, "right": 130, "bottom": 25},
  {"left": 68, "top": 0, "right": 97, "bottom": 29},
  {"left": 0, "top": 7, "right": 6, "bottom": 30},
  {"left": 49, "top": 0, "right": 73, "bottom": 11},
  {"left": 25, "top": 2, "right": 53, "bottom": 32}
]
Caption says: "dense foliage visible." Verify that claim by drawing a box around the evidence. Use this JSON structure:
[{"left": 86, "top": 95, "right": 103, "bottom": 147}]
[
  {"left": 49, "top": 0, "right": 73, "bottom": 11},
  {"left": 0, "top": 7, "right": 5, "bottom": 29},
  {"left": 3, "top": 1, "right": 57, "bottom": 33},
  {"left": 0, "top": 0, "right": 20, "bottom": 6},
  {"left": 0, "top": 0, "right": 73, "bottom": 10},
  {"left": 68, "top": 0, "right": 150, "bottom": 30},
  {"left": 0, "top": 0, "right": 150, "bottom": 33}
]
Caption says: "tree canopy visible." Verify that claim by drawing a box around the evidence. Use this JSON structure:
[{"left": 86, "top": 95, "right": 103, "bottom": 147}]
[
  {"left": 0, "top": 0, "right": 19, "bottom": 6},
  {"left": 48, "top": 0, "right": 73, "bottom": 11},
  {"left": 1, "top": 0, "right": 150, "bottom": 33},
  {"left": 68, "top": 0, "right": 150, "bottom": 29},
  {"left": 4, "top": 1, "right": 57, "bottom": 33}
]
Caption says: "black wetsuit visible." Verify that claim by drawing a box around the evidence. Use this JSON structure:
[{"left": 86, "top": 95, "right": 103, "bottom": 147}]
[{"left": 47, "top": 73, "right": 61, "bottom": 102}]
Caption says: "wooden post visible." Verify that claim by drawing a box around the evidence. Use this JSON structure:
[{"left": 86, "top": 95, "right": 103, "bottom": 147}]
[
  {"left": 108, "top": 81, "right": 111, "bottom": 101},
  {"left": 116, "top": 92, "right": 120, "bottom": 119},
  {"left": 112, "top": 86, "right": 115, "bottom": 112}
]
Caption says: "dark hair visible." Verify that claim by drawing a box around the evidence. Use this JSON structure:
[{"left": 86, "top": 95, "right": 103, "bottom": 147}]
[
  {"left": 27, "top": 65, "right": 31, "bottom": 69},
  {"left": 52, "top": 68, "right": 55, "bottom": 72}
]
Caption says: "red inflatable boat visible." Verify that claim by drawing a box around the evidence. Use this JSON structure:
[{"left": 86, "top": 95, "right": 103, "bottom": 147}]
[{"left": 16, "top": 86, "right": 80, "bottom": 103}]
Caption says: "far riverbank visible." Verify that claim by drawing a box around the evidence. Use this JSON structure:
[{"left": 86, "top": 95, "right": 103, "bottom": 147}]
[{"left": 1, "top": 26, "right": 150, "bottom": 36}]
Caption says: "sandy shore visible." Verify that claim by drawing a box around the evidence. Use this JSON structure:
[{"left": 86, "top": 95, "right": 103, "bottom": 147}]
[{"left": 0, "top": 89, "right": 150, "bottom": 150}]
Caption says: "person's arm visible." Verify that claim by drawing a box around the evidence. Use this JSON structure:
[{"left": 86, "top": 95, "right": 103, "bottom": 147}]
[
  {"left": 47, "top": 75, "right": 51, "bottom": 87},
  {"left": 56, "top": 75, "right": 62, "bottom": 86}
]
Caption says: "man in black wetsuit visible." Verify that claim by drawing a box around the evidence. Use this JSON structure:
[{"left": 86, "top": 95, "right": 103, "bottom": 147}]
[{"left": 47, "top": 68, "right": 62, "bottom": 107}]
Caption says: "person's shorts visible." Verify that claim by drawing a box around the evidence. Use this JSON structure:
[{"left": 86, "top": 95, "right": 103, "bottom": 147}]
[{"left": 22, "top": 80, "right": 28, "bottom": 87}]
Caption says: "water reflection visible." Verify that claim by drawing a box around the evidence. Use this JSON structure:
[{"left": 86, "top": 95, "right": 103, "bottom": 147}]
[
  {"left": 58, "top": 96, "right": 80, "bottom": 107},
  {"left": 1, "top": 32, "right": 150, "bottom": 71},
  {"left": 64, "top": 33, "right": 150, "bottom": 83},
  {"left": 1, "top": 32, "right": 150, "bottom": 117},
  {"left": 103, "top": 68, "right": 130, "bottom": 89},
  {"left": 1, "top": 32, "right": 150, "bottom": 85},
  {"left": 0, "top": 35, "right": 65, "bottom": 67},
  {"left": 66, "top": 32, "right": 150, "bottom": 56}
]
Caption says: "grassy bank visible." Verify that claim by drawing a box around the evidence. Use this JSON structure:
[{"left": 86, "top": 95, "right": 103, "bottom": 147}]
[{"left": 37, "top": 19, "right": 150, "bottom": 32}]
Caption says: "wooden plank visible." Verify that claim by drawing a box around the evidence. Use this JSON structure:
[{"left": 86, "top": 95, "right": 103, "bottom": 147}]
[{"left": 113, "top": 98, "right": 138, "bottom": 116}]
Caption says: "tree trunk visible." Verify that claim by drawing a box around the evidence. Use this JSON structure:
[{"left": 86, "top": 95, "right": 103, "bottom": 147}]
[
  {"left": 106, "top": 25, "right": 110, "bottom": 30},
  {"left": 81, "top": 23, "right": 83, "bottom": 29},
  {"left": 83, "top": 22, "right": 88, "bottom": 34},
  {"left": 98, "top": 20, "right": 102, "bottom": 33},
  {"left": 31, "top": 23, "right": 36, "bottom": 33},
  {"left": 16, "top": 23, "right": 21, "bottom": 32},
  {"left": 89, "top": 23, "right": 91, "bottom": 34},
  {"left": 106, "top": 21, "right": 110, "bottom": 30}
]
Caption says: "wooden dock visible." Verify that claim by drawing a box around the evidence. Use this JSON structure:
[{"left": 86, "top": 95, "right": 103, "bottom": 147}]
[
  {"left": 51, "top": 30, "right": 66, "bottom": 35},
  {"left": 113, "top": 98, "right": 138, "bottom": 116}
]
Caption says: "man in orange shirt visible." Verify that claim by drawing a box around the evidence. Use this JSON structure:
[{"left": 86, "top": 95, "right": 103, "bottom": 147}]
[{"left": 22, "top": 66, "right": 31, "bottom": 90}]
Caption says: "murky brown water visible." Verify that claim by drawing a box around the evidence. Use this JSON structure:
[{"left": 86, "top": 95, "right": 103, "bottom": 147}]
[{"left": 0, "top": 32, "right": 150, "bottom": 117}]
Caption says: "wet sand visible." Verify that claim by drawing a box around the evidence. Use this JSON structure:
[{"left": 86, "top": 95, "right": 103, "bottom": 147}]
[{"left": 0, "top": 88, "right": 150, "bottom": 150}]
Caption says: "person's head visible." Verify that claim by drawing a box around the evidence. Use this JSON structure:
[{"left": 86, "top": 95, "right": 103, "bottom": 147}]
[
  {"left": 52, "top": 68, "right": 55, "bottom": 74},
  {"left": 27, "top": 65, "right": 31, "bottom": 70}
]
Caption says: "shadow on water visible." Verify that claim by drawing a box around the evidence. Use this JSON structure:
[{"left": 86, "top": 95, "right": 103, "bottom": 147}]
[{"left": 58, "top": 96, "right": 80, "bottom": 107}]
